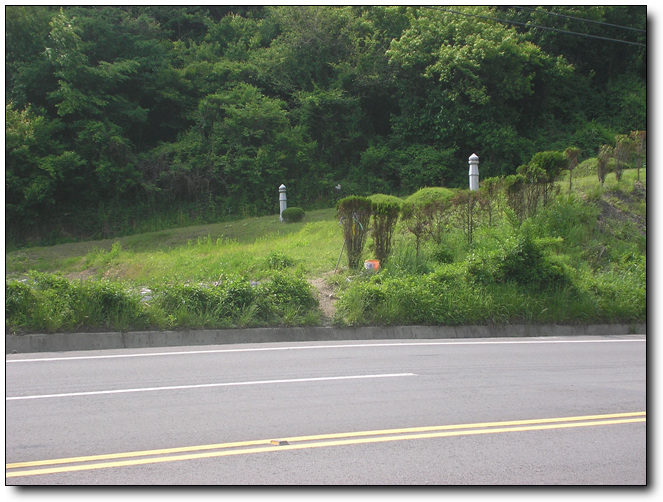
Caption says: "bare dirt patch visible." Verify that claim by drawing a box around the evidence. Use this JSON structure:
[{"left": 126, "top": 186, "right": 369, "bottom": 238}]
[{"left": 309, "top": 276, "right": 338, "bottom": 325}]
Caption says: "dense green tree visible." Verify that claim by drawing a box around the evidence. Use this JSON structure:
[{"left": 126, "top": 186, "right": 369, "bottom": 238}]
[
  {"left": 5, "top": 6, "right": 58, "bottom": 111},
  {"left": 251, "top": 6, "right": 356, "bottom": 95},
  {"left": 163, "top": 83, "right": 315, "bottom": 214},
  {"left": 5, "top": 104, "right": 85, "bottom": 237},
  {"left": 499, "top": 6, "right": 646, "bottom": 137},
  {"left": 505, "top": 6, "right": 645, "bottom": 83},
  {"left": 44, "top": 9, "right": 146, "bottom": 201},
  {"left": 387, "top": 6, "right": 577, "bottom": 182},
  {"left": 293, "top": 86, "right": 364, "bottom": 174}
]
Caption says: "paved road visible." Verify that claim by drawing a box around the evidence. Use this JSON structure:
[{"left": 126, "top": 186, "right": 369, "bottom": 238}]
[{"left": 5, "top": 335, "right": 646, "bottom": 485}]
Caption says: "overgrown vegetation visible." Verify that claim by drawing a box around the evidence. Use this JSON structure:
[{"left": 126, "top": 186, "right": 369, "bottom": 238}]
[
  {"left": 334, "top": 170, "right": 645, "bottom": 327},
  {"left": 6, "top": 269, "right": 320, "bottom": 332},
  {"left": 6, "top": 168, "right": 645, "bottom": 334},
  {"left": 6, "top": 6, "right": 645, "bottom": 247},
  {"left": 4, "top": 5, "right": 647, "bottom": 333}
]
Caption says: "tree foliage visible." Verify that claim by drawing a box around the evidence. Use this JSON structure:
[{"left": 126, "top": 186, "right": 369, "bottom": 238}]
[{"left": 5, "top": 5, "right": 647, "bottom": 246}]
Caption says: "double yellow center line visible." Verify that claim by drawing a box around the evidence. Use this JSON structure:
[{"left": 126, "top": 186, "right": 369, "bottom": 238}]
[{"left": 6, "top": 412, "right": 645, "bottom": 478}]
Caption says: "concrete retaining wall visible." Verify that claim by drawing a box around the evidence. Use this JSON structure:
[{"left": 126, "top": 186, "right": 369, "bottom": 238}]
[{"left": 6, "top": 323, "right": 646, "bottom": 354}]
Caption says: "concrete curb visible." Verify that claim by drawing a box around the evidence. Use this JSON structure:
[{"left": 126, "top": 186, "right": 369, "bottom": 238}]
[{"left": 5, "top": 323, "right": 646, "bottom": 354}]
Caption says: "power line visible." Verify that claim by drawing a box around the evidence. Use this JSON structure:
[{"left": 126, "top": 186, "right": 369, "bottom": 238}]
[
  {"left": 512, "top": 5, "right": 646, "bottom": 34},
  {"left": 429, "top": 7, "right": 646, "bottom": 48}
]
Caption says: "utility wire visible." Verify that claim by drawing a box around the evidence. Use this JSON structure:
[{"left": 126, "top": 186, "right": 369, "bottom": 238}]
[
  {"left": 429, "top": 7, "right": 646, "bottom": 48},
  {"left": 512, "top": 5, "right": 646, "bottom": 34}
]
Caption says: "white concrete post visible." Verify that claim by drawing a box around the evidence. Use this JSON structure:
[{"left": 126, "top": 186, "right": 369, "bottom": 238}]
[
  {"left": 279, "top": 184, "right": 287, "bottom": 221},
  {"left": 468, "top": 153, "right": 479, "bottom": 191}
]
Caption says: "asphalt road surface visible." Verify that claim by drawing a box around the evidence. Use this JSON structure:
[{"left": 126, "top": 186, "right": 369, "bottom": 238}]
[{"left": 5, "top": 335, "right": 646, "bottom": 485}]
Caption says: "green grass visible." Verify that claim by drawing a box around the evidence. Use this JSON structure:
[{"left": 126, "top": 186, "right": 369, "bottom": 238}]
[
  {"left": 6, "top": 208, "right": 341, "bottom": 281},
  {"left": 5, "top": 169, "right": 646, "bottom": 333}
]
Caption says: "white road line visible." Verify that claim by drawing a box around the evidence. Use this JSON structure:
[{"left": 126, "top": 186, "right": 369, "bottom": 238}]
[
  {"left": 5, "top": 373, "right": 416, "bottom": 401},
  {"left": 5, "top": 338, "right": 645, "bottom": 363}
]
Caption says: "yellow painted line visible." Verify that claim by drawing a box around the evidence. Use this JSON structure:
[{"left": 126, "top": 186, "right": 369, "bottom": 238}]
[
  {"left": 6, "top": 412, "right": 645, "bottom": 478},
  {"left": 6, "top": 411, "right": 644, "bottom": 469},
  {"left": 6, "top": 438, "right": 271, "bottom": 469},
  {"left": 272, "top": 411, "right": 646, "bottom": 443},
  {"left": 7, "top": 411, "right": 643, "bottom": 470}
]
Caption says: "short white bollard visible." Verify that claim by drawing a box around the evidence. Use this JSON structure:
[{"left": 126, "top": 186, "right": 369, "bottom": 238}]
[
  {"left": 469, "top": 153, "right": 479, "bottom": 191},
  {"left": 279, "top": 184, "right": 287, "bottom": 222}
]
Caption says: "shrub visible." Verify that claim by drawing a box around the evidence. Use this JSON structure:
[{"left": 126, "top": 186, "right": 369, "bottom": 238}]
[
  {"left": 369, "top": 195, "right": 402, "bottom": 264},
  {"left": 467, "top": 233, "right": 570, "bottom": 291},
  {"left": 432, "top": 246, "right": 454, "bottom": 264},
  {"left": 27, "top": 272, "right": 81, "bottom": 331},
  {"left": 259, "top": 272, "right": 318, "bottom": 312},
  {"left": 154, "top": 283, "right": 222, "bottom": 315},
  {"left": 403, "top": 187, "right": 456, "bottom": 252},
  {"left": 82, "top": 280, "right": 136, "bottom": 312},
  {"left": 494, "top": 236, "right": 559, "bottom": 287},
  {"left": 400, "top": 200, "right": 431, "bottom": 257},
  {"left": 266, "top": 251, "right": 296, "bottom": 270},
  {"left": 405, "top": 187, "right": 456, "bottom": 207},
  {"left": 408, "top": 187, "right": 456, "bottom": 244},
  {"left": 220, "top": 275, "right": 256, "bottom": 314},
  {"left": 337, "top": 196, "right": 372, "bottom": 269},
  {"left": 79, "top": 280, "right": 143, "bottom": 328},
  {"left": 281, "top": 207, "right": 305, "bottom": 223},
  {"left": 5, "top": 273, "right": 151, "bottom": 332},
  {"left": 564, "top": 146, "right": 581, "bottom": 191},
  {"left": 150, "top": 276, "right": 257, "bottom": 326},
  {"left": 336, "top": 272, "right": 486, "bottom": 326},
  {"left": 478, "top": 176, "right": 503, "bottom": 226},
  {"left": 578, "top": 258, "right": 646, "bottom": 322},
  {"left": 5, "top": 280, "right": 37, "bottom": 328},
  {"left": 335, "top": 275, "right": 386, "bottom": 325},
  {"left": 529, "top": 151, "right": 567, "bottom": 182},
  {"left": 383, "top": 244, "right": 434, "bottom": 276},
  {"left": 256, "top": 271, "right": 319, "bottom": 325},
  {"left": 450, "top": 189, "right": 479, "bottom": 246},
  {"left": 503, "top": 174, "right": 527, "bottom": 221},
  {"left": 597, "top": 145, "right": 614, "bottom": 184},
  {"left": 530, "top": 194, "right": 599, "bottom": 248}
]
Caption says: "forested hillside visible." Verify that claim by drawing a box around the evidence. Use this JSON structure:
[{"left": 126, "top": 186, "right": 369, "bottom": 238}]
[{"left": 5, "top": 6, "right": 646, "bottom": 247}]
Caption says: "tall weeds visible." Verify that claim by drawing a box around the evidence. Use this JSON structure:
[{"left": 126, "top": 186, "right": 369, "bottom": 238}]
[
  {"left": 5, "top": 271, "right": 319, "bottom": 333},
  {"left": 5, "top": 171, "right": 646, "bottom": 333}
]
